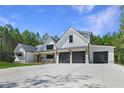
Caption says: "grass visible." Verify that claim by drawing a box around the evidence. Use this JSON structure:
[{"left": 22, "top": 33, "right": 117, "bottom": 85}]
[
  {"left": 0, "top": 61, "right": 42, "bottom": 69},
  {"left": 116, "top": 63, "right": 124, "bottom": 66}
]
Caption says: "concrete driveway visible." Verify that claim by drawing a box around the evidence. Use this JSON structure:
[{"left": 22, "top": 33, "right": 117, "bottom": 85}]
[{"left": 0, "top": 64, "right": 124, "bottom": 88}]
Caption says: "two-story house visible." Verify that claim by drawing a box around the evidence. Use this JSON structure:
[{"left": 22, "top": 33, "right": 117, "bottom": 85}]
[{"left": 14, "top": 27, "right": 115, "bottom": 64}]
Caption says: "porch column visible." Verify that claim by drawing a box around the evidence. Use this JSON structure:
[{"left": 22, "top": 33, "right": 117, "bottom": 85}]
[
  {"left": 56, "top": 51, "right": 59, "bottom": 64},
  {"left": 85, "top": 48, "right": 89, "bottom": 64},
  {"left": 70, "top": 49, "right": 72, "bottom": 64},
  {"left": 25, "top": 51, "right": 27, "bottom": 63}
]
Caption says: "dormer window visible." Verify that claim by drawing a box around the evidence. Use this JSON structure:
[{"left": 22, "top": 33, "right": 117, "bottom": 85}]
[
  {"left": 46, "top": 45, "right": 53, "bottom": 50},
  {"left": 69, "top": 35, "right": 73, "bottom": 43}
]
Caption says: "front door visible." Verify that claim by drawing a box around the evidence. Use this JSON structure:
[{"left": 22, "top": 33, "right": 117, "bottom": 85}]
[{"left": 37, "top": 54, "right": 41, "bottom": 62}]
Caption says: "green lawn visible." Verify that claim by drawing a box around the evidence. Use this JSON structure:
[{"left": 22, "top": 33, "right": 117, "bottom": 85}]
[{"left": 0, "top": 61, "right": 41, "bottom": 69}]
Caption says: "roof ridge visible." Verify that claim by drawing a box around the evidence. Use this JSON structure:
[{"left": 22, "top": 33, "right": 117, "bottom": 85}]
[{"left": 78, "top": 31, "right": 92, "bottom": 34}]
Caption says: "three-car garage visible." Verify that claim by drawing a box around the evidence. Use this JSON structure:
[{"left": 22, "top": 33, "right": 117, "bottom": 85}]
[{"left": 58, "top": 45, "right": 115, "bottom": 64}]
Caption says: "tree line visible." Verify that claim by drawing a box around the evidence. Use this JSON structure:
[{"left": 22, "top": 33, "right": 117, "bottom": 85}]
[
  {"left": 0, "top": 6, "right": 124, "bottom": 64},
  {"left": 92, "top": 6, "right": 124, "bottom": 64},
  {"left": 0, "top": 24, "right": 60, "bottom": 62}
]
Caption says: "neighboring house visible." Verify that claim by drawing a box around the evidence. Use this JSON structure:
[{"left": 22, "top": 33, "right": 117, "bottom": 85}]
[{"left": 14, "top": 27, "right": 115, "bottom": 64}]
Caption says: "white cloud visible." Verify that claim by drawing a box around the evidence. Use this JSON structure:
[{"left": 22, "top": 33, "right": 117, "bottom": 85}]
[
  {"left": 0, "top": 16, "right": 9, "bottom": 24},
  {"left": 0, "top": 16, "right": 16, "bottom": 26},
  {"left": 10, "top": 14, "right": 18, "bottom": 19},
  {"left": 85, "top": 6, "right": 120, "bottom": 35},
  {"left": 72, "top": 5, "right": 95, "bottom": 14}
]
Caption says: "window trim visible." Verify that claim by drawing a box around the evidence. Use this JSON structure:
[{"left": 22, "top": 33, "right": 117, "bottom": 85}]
[
  {"left": 46, "top": 44, "right": 54, "bottom": 50},
  {"left": 46, "top": 54, "right": 54, "bottom": 59},
  {"left": 16, "top": 53, "right": 23, "bottom": 56},
  {"left": 69, "top": 35, "right": 73, "bottom": 43}
]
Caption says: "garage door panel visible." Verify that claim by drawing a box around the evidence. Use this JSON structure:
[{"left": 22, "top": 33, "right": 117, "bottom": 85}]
[
  {"left": 72, "top": 51, "right": 85, "bottom": 63},
  {"left": 59, "top": 52, "right": 70, "bottom": 63},
  {"left": 93, "top": 52, "right": 108, "bottom": 63}
]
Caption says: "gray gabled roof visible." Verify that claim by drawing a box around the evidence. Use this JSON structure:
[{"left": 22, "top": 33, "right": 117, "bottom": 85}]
[
  {"left": 14, "top": 43, "right": 37, "bottom": 52},
  {"left": 78, "top": 31, "right": 92, "bottom": 35},
  {"left": 21, "top": 44, "right": 37, "bottom": 52},
  {"left": 35, "top": 44, "right": 45, "bottom": 51},
  {"left": 50, "top": 36, "right": 60, "bottom": 43},
  {"left": 78, "top": 31, "right": 92, "bottom": 40}
]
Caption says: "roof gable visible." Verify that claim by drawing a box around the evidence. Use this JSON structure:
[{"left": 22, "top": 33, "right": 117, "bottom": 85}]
[
  {"left": 45, "top": 37, "right": 56, "bottom": 45},
  {"left": 55, "top": 27, "right": 90, "bottom": 48},
  {"left": 14, "top": 43, "right": 23, "bottom": 52},
  {"left": 21, "top": 44, "right": 36, "bottom": 52},
  {"left": 14, "top": 43, "right": 36, "bottom": 52}
]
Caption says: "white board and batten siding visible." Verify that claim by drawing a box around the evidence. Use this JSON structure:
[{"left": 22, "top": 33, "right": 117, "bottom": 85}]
[
  {"left": 14, "top": 44, "right": 37, "bottom": 63},
  {"left": 90, "top": 45, "right": 115, "bottom": 64},
  {"left": 56, "top": 28, "right": 89, "bottom": 48},
  {"left": 25, "top": 52, "right": 37, "bottom": 63},
  {"left": 45, "top": 37, "right": 55, "bottom": 45},
  {"left": 45, "top": 37, "right": 56, "bottom": 50},
  {"left": 36, "top": 37, "right": 56, "bottom": 51},
  {"left": 14, "top": 47, "right": 26, "bottom": 63}
]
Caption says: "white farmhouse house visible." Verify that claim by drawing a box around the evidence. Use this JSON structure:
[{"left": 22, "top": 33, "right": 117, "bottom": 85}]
[{"left": 14, "top": 27, "right": 115, "bottom": 64}]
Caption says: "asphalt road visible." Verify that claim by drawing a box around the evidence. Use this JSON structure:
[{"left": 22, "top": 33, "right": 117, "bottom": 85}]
[{"left": 0, "top": 64, "right": 124, "bottom": 88}]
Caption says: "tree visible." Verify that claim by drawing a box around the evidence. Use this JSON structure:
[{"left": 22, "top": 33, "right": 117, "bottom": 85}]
[
  {"left": 41, "top": 33, "right": 49, "bottom": 43},
  {"left": 21, "top": 30, "right": 32, "bottom": 45},
  {"left": 92, "top": 35, "right": 103, "bottom": 45},
  {"left": 51, "top": 35, "right": 60, "bottom": 42}
]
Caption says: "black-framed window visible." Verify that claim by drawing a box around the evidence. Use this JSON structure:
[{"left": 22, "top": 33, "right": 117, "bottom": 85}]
[
  {"left": 17, "top": 53, "right": 23, "bottom": 56},
  {"left": 46, "top": 54, "right": 54, "bottom": 59},
  {"left": 69, "top": 35, "right": 73, "bottom": 43},
  {"left": 46, "top": 45, "right": 53, "bottom": 50}
]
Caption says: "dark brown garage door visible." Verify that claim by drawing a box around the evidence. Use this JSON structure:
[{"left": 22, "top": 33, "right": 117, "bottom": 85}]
[
  {"left": 93, "top": 52, "right": 108, "bottom": 63},
  {"left": 72, "top": 51, "right": 85, "bottom": 63},
  {"left": 59, "top": 52, "right": 70, "bottom": 63}
]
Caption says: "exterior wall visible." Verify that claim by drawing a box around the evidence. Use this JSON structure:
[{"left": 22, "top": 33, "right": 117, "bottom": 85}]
[
  {"left": 45, "top": 37, "right": 56, "bottom": 50},
  {"left": 89, "top": 45, "right": 115, "bottom": 64},
  {"left": 61, "top": 33, "right": 88, "bottom": 48},
  {"left": 36, "top": 53, "right": 55, "bottom": 63},
  {"left": 14, "top": 47, "right": 26, "bottom": 63},
  {"left": 42, "top": 54, "right": 54, "bottom": 63},
  {"left": 36, "top": 37, "right": 56, "bottom": 52},
  {"left": 15, "top": 47, "right": 37, "bottom": 63},
  {"left": 45, "top": 37, "right": 55, "bottom": 45},
  {"left": 25, "top": 52, "right": 37, "bottom": 63},
  {"left": 56, "top": 28, "right": 89, "bottom": 48},
  {"left": 55, "top": 51, "right": 59, "bottom": 64},
  {"left": 85, "top": 48, "right": 89, "bottom": 64}
]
